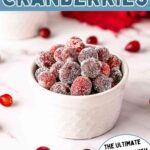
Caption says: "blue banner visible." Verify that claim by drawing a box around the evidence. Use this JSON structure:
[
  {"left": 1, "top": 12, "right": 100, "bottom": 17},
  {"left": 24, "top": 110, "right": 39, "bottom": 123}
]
[{"left": 0, "top": 0, "right": 150, "bottom": 11}]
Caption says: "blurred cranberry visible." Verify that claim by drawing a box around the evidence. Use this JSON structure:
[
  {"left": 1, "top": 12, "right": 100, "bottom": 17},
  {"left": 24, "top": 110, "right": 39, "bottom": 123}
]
[
  {"left": 0, "top": 94, "right": 13, "bottom": 107},
  {"left": 86, "top": 36, "right": 98, "bottom": 45},
  {"left": 125, "top": 40, "right": 140, "bottom": 53},
  {"left": 36, "top": 146, "right": 50, "bottom": 150},
  {"left": 39, "top": 27, "right": 51, "bottom": 38}
]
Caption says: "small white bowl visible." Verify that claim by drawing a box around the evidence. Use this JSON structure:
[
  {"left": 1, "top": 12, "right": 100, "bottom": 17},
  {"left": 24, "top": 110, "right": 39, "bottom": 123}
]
[{"left": 29, "top": 52, "right": 129, "bottom": 140}]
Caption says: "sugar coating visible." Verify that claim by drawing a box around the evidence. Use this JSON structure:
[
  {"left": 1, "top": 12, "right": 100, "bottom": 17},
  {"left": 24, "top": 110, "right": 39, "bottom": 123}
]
[
  {"left": 81, "top": 58, "right": 101, "bottom": 78},
  {"left": 54, "top": 47, "right": 64, "bottom": 62},
  {"left": 59, "top": 60, "right": 81, "bottom": 84},
  {"left": 35, "top": 51, "right": 55, "bottom": 68},
  {"left": 50, "top": 82, "right": 70, "bottom": 95},
  {"left": 35, "top": 67, "right": 49, "bottom": 80},
  {"left": 93, "top": 75, "right": 112, "bottom": 93},
  {"left": 110, "top": 67, "right": 123, "bottom": 84},
  {"left": 78, "top": 47, "right": 98, "bottom": 63},
  {"left": 65, "top": 36, "right": 85, "bottom": 53},
  {"left": 37, "top": 71, "right": 56, "bottom": 89},
  {"left": 50, "top": 61, "right": 64, "bottom": 78},
  {"left": 50, "top": 44, "right": 64, "bottom": 54},
  {"left": 62, "top": 47, "right": 78, "bottom": 61},
  {"left": 101, "top": 62, "right": 110, "bottom": 77},
  {"left": 107, "top": 54, "right": 121, "bottom": 69},
  {"left": 96, "top": 47, "right": 110, "bottom": 62},
  {"left": 71, "top": 76, "right": 92, "bottom": 96}
]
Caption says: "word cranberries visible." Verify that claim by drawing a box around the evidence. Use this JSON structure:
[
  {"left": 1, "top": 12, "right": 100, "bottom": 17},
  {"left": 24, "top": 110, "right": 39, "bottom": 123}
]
[
  {"left": 36, "top": 146, "right": 50, "bottom": 150},
  {"left": 34, "top": 37, "right": 123, "bottom": 96},
  {"left": 0, "top": 94, "right": 13, "bottom": 107},
  {"left": 39, "top": 27, "right": 51, "bottom": 38},
  {"left": 86, "top": 36, "right": 98, "bottom": 45},
  {"left": 125, "top": 40, "right": 141, "bottom": 53}
]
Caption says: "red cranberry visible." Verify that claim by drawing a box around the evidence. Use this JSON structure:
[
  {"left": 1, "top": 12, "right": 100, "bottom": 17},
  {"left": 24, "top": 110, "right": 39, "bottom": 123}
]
[
  {"left": 93, "top": 75, "right": 112, "bottom": 93},
  {"left": 0, "top": 94, "right": 13, "bottom": 107},
  {"left": 37, "top": 71, "right": 56, "bottom": 89},
  {"left": 86, "top": 36, "right": 98, "bottom": 45},
  {"left": 78, "top": 47, "right": 98, "bottom": 63},
  {"left": 65, "top": 36, "right": 85, "bottom": 53},
  {"left": 36, "top": 146, "right": 50, "bottom": 150},
  {"left": 59, "top": 60, "right": 81, "bottom": 84},
  {"left": 50, "top": 44, "right": 64, "bottom": 54},
  {"left": 96, "top": 47, "right": 110, "bottom": 62},
  {"left": 50, "top": 82, "right": 70, "bottom": 95},
  {"left": 39, "top": 27, "right": 51, "bottom": 39},
  {"left": 81, "top": 58, "right": 101, "bottom": 78},
  {"left": 35, "top": 51, "right": 55, "bottom": 68},
  {"left": 71, "top": 76, "right": 92, "bottom": 96},
  {"left": 107, "top": 55, "right": 121, "bottom": 69},
  {"left": 125, "top": 40, "right": 140, "bottom": 53},
  {"left": 101, "top": 62, "right": 110, "bottom": 77}
]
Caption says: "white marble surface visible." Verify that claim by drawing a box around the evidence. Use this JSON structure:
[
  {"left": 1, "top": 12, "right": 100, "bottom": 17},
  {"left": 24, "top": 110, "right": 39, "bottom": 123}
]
[{"left": 0, "top": 12, "right": 150, "bottom": 150}]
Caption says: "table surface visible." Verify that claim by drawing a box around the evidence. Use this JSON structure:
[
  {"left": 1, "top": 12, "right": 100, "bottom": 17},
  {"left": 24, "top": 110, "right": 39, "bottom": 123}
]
[{"left": 0, "top": 12, "right": 150, "bottom": 150}]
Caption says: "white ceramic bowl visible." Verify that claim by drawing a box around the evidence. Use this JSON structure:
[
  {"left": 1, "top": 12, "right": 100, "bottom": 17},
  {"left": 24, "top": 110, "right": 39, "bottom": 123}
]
[
  {"left": 29, "top": 52, "right": 128, "bottom": 140},
  {"left": 0, "top": 12, "right": 48, "bottom": 40}
]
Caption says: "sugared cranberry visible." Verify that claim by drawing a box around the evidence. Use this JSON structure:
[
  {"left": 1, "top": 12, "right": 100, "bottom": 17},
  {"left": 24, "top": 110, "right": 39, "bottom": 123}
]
[
  {"left": 101, "top": 62, "right": 110, "bottom": 77},
  {"left": 86, "top": 36, "right": 98, "bottom": 45},
  {"left": 125, "top": 40, "right": 141, "bottom": 53},
  {"left": 59, "top": 60, "right": 81, "bottom": 84},
  {"left": 107, "top": 55, "right": 121, "bottom": 69},
  {"left": 65, "top": 36, "right": 85, "bottom": 53},
  {"left": 39, "top": 27, "right": 51, "bottom": 39},
  {"left": 37, "top": 71, "right": 56, "bottom": 89},
  {"left": 62, "top": 47, "right": 78, "bottom": 61},
  {"left": 35, "top": 67, "right": 49, "bottom": 80},
  {"left": 50, "top": 44, "right": 64, "bottom": 54},
  {"left": 71, "top": 76, "right": 92, "bottom": 96},
  {"left": 110, "top": 67, "right": 123, "bottom": 84},
  {"left": 36, "top": 146, "right": 50, "bottom": 150},
  {"left": 96, "top": 47, "right": 110, "bottom": 62},
  {"left": 50, "top": 82, "right": 70, "bottom": 95},
  {"left": 50, "top": 61, "right": 64, "bottom": 78},
  {"left": 93, "top": 75, "right": 112, "bottom": 93},
  {"left": 81, "top": 58, "right": 101, "bottom": 78},
  {"left": 0, "top": 94, "right": 13, "bottom": 107},
  {"left": 35, "top": 51, "right": 55, "bottom": 68},
  {"left": 78, "top": 47, "right": 98, "bottom": 63},
  {"left": 54, "top": 47, "right": 64, "bottom": 62}
]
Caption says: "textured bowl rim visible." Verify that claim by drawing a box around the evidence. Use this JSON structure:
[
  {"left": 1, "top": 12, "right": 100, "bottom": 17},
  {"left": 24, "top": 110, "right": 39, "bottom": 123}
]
[{"left": 30, "top": 49, "right": 129, "bottom": 99}]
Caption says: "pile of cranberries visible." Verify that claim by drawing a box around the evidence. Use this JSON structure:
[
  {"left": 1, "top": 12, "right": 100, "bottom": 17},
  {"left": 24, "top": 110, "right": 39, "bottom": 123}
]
[{"left": 35, "top": 37, "right": 123, "bottom": 96}]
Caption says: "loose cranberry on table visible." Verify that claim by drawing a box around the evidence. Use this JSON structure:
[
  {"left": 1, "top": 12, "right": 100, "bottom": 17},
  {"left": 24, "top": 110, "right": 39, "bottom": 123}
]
[
  {"left": 39, "top": 27, "right": 51, "bottom": 39},
  {"left": 36, "top": 146, "right": 50, "bottom": 150},
  {"left": 86, "top": 36, "right": 98, "bottom": 45},
  {"left": 0, "top": 94, "right": 13, "bottom": 107},
  {"left": 125, "top": 40, "right": 140, "bottom": 53}
]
